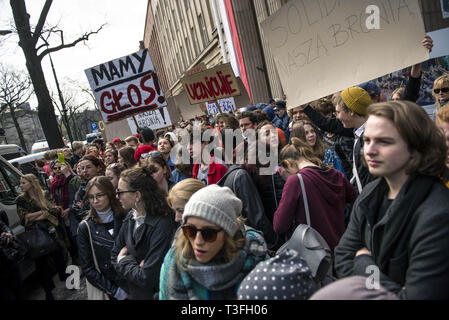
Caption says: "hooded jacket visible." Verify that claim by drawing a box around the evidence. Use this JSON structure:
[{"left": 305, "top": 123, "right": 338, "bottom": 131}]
[{"left": 273, "top": 166, "right": 357, "bottom": 251}]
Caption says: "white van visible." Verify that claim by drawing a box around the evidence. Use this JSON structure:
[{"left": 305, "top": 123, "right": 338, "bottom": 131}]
[
  {"left": 0, "top": 154, "right": 35, "bottom": 280},
  {"left": 9, "top": 151, "right": 47, "bottom": 176},
  {"left": 31, "top": 139, "right": 50, "bottom": 154}
]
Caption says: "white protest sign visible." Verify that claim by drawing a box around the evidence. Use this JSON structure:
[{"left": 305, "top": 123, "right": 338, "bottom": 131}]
[
  {"left": 127, "top": 107, "right": 172, "bottom": 134},
  {"left": 85, "top": 49, "right": 166, "bottom": 123},
  {"left": 261, "top": 0, "right": 428, "bottom": 109},
  {"left": 206, "top": 97, "right": 237, "bottom": 115}
]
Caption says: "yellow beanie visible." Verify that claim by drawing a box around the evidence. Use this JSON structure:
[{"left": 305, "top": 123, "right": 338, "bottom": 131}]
[{"left": 341, "top": 87, "right": 372, "bottom": 116}]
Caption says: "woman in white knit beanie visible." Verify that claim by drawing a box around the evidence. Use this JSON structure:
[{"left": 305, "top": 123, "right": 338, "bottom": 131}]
[{"left": 159, "top": 184, "right": 268, "bottom": 300}]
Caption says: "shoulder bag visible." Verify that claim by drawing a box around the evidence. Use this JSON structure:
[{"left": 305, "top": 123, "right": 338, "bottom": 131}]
[
  {"left": 276, "top": 173, "right": 333, "bottom": 282},
  {"left": 17, "top": 220, "right": 58, "bottom": 259},
  {"left": 82, "top": 220, "right": 109, "bottom": 300}
]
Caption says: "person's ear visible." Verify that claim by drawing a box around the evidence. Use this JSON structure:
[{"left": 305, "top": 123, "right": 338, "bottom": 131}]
[{"left": 135, "top": 191, "right": 142, "bottom": 203}]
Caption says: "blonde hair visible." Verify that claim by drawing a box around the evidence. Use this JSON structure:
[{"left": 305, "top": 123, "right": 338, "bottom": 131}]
[
  {"left": 21, "top": 174, "right": 51, "bottom": 211},
  {"left": 173, "top": 218, "right": 246, "bottom": 269},
  {"left": 436, "top": 104, "right": 449, "bottom": 124},
  {"left": 166, "top": 178, "right": 205, "bottom": 208},
  {"left": 433, "top": 74, "right": 449, "bottom": 110}
]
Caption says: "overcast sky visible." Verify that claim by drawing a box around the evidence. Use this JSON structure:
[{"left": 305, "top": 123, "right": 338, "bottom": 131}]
[{"left": 0, "top": 0, "right": 148, "bottom": 109}]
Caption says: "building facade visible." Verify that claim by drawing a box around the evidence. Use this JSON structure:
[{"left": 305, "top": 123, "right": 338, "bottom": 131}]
[
  {"left": 143, "top": 0, "right": 445, "bottom": 114},
  {"left": 143, "top": 0, "right": 288, "bottom": 108}
]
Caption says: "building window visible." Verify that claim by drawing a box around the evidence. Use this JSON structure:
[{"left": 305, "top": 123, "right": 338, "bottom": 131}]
[
  {"left": 185, "top": 37, "right": 192, "bottom": 63},
  {"left": 184, "top": 0, "right": 190, "bottom": 10},
  {"left": 198, "top": 14, "right": 208, "bottom": 49},
  {"left": 191, "top": 27, "right": 200, "bottom": 57}
]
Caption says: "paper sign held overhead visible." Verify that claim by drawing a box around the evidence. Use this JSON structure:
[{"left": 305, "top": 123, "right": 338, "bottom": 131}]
[
  {"left": 180, "top": 63, "right": 241, "bottom": 105},
  {"left": 85, "top": 49, "right": 166, "bottom": 123},
  {"left": 127, "top": 107, "right": 172, "bottom": 134},
  {"left": 261, "top": 0, "right": 428, "bottom": 109},
  {"left": 206, "top": 97, "right": 237, "bottom": 115}
]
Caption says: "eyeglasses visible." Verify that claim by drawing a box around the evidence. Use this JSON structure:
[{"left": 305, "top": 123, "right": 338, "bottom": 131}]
[
  {"left": 181, "top": 224, "right": 223, "bottom": 242},
  {"left": 434, "top": 87, "right": 449, "bottom": 94},
  {"left": 141, "top": 151, "right": 162, "bottom": 159},
  {"left": 116, "top": 189, "right": 136, "bottom": 197},
  {"left": 87, "top": 193, "right": 106, "bottom": 201}
]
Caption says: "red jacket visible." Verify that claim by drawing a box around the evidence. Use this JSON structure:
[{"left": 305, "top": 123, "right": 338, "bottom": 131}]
[{"left": 192, "top": 157, "right": 227, "bottom": 185}]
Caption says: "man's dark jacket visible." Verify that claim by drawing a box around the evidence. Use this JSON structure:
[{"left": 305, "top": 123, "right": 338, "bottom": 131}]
[{"left": 335, "top": 176, "right": 449, "bottom": 299}]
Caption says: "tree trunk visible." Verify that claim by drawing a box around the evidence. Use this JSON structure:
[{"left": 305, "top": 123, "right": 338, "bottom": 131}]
[
  {"left": 8, "top": 104, "right": 28, "bottom": 153},
  {"left": 10, "top": 0, "right": 64, "bottom": 150}
]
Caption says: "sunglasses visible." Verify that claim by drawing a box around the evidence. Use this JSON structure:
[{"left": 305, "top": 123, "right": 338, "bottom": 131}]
[
  {"left": 181, "top": 224, "right": 223, "bottom": 242},
  {"left": 434, "top": 87, "right": 449, "bottom": 94}
]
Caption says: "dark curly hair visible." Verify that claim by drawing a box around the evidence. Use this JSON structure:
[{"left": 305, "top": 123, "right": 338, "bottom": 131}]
[{"left": 119, "top": 166, "right": 173, "bottom": 217}]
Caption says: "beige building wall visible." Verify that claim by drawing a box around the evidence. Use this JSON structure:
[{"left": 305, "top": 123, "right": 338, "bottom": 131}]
[
  {"left": 144, "top": 0, "right": 292, "bottom": 110},
  {"left": 150, "top": 0, "right": 224, "bottom": 97}
]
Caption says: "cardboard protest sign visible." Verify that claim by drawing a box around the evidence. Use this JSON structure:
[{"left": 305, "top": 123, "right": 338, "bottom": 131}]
[
  {"left": 173, "top": 90, "right": 205, "bottom": 120},
  {"left": 127, "top": 107, "right": 172, "bottom": 134},
  {"left": 261, "top": 0, "right": 428, "bottom": 109},
  {"left": 233, "top": 77, "right": 252, "bottom": 109},
  {"left": 206, "top": 97, "right": 237, "bottom": 115},
  {"left": 85, "top": 49, "right": 166, "bottom": 123},
  {"left": 180, "top": 63, "right": 241, "bottom": 105}
]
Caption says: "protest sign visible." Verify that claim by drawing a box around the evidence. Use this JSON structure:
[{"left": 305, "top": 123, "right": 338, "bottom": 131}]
[
  {"left": 85, "top": 49, "right": 166, "bottom": 123},
  {"left": 173, "top": 90, "right": 205, "bottom": 120},
  {"left": 180, "top": 63, "right": 241, "bottom": 105},
  {"left": 127, "top": 107, "right": 172, "bottom": 134},
  {"left": 261, "top": 0, "right": 429, "bottom": 109},
  {"left": 206, "top": 97, "right": 237, "bottom": 115}
]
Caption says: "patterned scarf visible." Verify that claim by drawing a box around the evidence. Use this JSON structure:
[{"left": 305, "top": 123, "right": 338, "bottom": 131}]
[
  {"left": 164, "top": 227, "right": 267, "bottom": 300},
  {"left": 50, "top": 174, "right": 69, "bottom": 209}
]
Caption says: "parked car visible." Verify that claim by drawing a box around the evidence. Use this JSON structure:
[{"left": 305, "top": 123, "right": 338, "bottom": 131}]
[
  {"left": 0, "top": 154, "right": 35, "bottom": 280},
  {"left": 0, "top": 144, "right": 27, "bottom": 160},
  {"left": 86, "top": 132, "right": 102, "bottom": 145},
  {"left": 31, "top": 139, "right": 50, "bottom": 154}
]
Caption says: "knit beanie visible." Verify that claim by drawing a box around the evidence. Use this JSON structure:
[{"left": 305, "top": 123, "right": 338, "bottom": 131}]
[
  {"left": 341, "top": 87, "right": 372, "bottom": 116},
  {"left": 182, "top": 184, "right": 242, "bottom": 236},
  {"left": 238, "top": 249, "right": 317, "bottom": 300}
]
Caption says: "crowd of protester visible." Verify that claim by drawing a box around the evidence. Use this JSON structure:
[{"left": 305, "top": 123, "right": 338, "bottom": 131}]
[{"left": 2, "top": 35, "right": 449, "bottom": 301}]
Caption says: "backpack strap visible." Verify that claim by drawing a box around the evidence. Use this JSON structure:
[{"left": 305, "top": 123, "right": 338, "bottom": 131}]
[{"left": 297, "top": 173, "right": 311, "bottom": 226}]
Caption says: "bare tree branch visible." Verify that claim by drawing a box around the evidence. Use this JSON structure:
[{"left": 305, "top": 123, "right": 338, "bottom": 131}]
[
  {"left": 37, "top": 23, "right": 106, "bottom": 61},
  {"left": 32, "top": 0, "right": 53, "bottom": 45}
]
